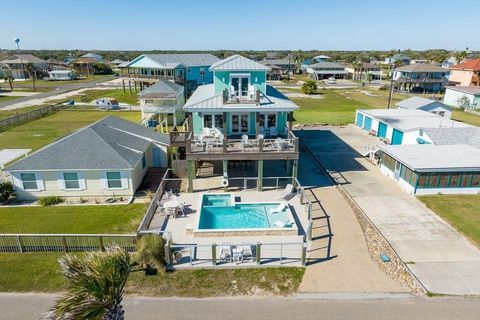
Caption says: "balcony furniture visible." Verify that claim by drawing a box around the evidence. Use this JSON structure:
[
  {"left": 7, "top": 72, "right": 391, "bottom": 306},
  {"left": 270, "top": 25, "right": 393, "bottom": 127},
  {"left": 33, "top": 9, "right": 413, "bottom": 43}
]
[
  {"left": 248, "top": 85, "right": 256, "bottom": 99},
  {"left": 214, "top": 127, "right": 222, "bottom": 138},
  {"left": 241, "top": 135, "right": 252, "bottom": 151},
  {"left": 232, "top": 246, "right": 244, "bottom": 264},
  {"left": 259, "top": 126, "right": 265, "bottom": 135},
  {"left": 229, "top": 86, "right": 237, "bottom": 100},
  {"left": 269, "top": 126, "right": 278, "bottom": 138},
  {"left": 202, "top": 127, "right": 212, "bottom": 137},
  {"left": 242, "top": 245, "right": 254, "bottom": 262},
  {"left": 220, "top": 245, "right": 232, "bottom": 262},
  {"left": 279, "top": 184, "right": 294, "bottom": 201},
  {"left": 163, "top": 200, "right": 180, "bottom": 218}
]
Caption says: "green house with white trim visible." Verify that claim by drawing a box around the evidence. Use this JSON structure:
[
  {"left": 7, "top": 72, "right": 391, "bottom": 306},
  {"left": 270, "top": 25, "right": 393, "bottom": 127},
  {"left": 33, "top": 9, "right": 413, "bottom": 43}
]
[{"left": 171, "top": 55, "right": 300, "bottom": 191}]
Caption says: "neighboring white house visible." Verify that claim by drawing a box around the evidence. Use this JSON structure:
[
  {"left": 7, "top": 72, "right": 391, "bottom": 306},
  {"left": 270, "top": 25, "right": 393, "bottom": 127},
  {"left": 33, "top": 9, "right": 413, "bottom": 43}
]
[
  {"left": 139, "top": 80, "right": 185, "bottom": 127},
  {"left": 48, "top": 69, "right": 76, "bottom": 80},
  {"left": 443, "top": 86, "right": 480, "bottom": 110},
  {"left": 5, "top": 116, "right": 170, "bottom": 200},
  {"left": 355, "top": 109, "right": 470, "bottom": 145},
  {"left": 306, "top": 61, "right": 347, "bottom": 80},
  {"left": 379, "top": 144, "right": 480, "bottom": 195},
  {"left": 396, "top": 96, "right": 452, "bottom": 118}
]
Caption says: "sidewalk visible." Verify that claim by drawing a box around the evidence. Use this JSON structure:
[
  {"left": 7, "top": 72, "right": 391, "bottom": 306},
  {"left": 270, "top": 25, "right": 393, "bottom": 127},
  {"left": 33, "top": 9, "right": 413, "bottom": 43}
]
[{"left": 299, "top": 186, "right": 406, "bottom": 293}]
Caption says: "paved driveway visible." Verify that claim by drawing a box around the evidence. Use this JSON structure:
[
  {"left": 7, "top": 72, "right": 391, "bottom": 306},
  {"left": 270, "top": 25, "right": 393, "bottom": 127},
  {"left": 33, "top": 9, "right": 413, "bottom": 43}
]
[{"left": 297, "top": 126, "right": 480, "bottom": 295}]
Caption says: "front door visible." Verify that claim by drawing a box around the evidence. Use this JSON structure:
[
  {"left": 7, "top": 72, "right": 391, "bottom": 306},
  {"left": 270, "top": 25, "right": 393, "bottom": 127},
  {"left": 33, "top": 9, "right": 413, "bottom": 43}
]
[
  {"left": 230, "top": 75, "right": 249, "bottom": 98},
  {"left": 152, "top": 147, "right": 164, "bottom": 167},
  {"left": 378, "top": 122, "right": 388, "bottom": 138},
  {"left": 231, "top": 114, "right": 249, "bottom": 134}
]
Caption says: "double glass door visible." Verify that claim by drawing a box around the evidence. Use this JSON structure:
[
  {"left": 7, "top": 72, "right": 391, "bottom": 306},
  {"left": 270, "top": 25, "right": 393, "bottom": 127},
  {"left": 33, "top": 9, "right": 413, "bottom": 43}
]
[
  {"left": 230, "top": 75, "right": 249, "bottom": 98},
  {"left": 231, "top": 114, "right": 249, "bottom": 134}
]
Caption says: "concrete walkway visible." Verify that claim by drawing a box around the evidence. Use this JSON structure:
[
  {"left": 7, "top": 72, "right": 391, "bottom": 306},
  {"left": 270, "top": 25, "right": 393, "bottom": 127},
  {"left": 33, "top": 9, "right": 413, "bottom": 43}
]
[
  {"left": 299, "top": 186, "right": 406, "bottom": 293},
  {"left": 297, "top": 126, "right": 480, "bottom": 295}
]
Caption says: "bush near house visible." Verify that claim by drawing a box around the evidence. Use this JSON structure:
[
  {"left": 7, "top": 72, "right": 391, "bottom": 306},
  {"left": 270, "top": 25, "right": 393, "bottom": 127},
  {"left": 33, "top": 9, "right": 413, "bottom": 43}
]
[
  {"left": 0, "top": 181, "right": 15, "bottom": 203},
  {"left": 301, "top": 79, "right": 318, "bottom": 95},
  {"left": 38, "top": 196, "right": 65, "bottom": 206}
]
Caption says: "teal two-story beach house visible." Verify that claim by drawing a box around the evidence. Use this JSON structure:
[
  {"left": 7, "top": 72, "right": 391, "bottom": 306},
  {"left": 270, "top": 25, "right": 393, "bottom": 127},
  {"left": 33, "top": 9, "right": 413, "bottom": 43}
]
[{"left": 171, "top": 55, "right": 300, "bottom": 192}]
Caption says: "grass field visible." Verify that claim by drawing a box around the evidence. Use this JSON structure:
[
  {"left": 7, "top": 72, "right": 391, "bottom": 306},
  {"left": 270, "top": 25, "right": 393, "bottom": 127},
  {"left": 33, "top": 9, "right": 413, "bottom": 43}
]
[
  {"left": 418, "top": 195, "right": 480, "bottom": 247},
  {"left": 0, "top": 95, "right": 22, "bottom": 104},
  {"left": 71, "top": 89, "right": 139, "bottom": 105},
  {"left": 0, "top": 204, "right": 145, "bottom": 234},
  {"left": 0, "top": 110, "right": 141, "bottom": 151},
  {"left": 0, "top": 252, "right": 304, "bottom": 296},
  {"left": 0, "top": 105, "right": 47, "bottom": 120},
  {"left": 291, "top": 89, "right": 380, "bottom": 125},
  {"left": 451, "top": 110, "right": 480, "bottom": 127}
]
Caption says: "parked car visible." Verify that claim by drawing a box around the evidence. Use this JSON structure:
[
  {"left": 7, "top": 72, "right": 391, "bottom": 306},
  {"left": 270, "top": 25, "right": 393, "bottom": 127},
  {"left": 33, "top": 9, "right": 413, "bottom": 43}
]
[
  {"left": 95, "top": 98, "right": 120, "bottom": 110},
  {"left": 63, "top": 100, "right": 75, "bottom": 106},
  {"left": 327, "top": 77, "right": 336, "bottom": 84}
]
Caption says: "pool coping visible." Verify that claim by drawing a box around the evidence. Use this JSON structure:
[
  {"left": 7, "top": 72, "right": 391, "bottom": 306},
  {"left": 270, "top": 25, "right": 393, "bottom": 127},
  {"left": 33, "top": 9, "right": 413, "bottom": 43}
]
[{"left": 194, "top": 192, "right": 299, "bottom": 237}]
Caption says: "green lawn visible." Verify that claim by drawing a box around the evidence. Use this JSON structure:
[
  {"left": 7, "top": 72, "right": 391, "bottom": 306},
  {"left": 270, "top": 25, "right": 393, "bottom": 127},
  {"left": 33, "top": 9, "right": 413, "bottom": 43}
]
[
  {"left": 0, "top": 110, "right": 141, "bottom": 151},
  {"left": 418, "top": 195, "right": 480, "bottom": 247},
  {"left": 1, "top": 75, "right": 111, "bottom": 91},
  {"left": 451, "top": 110, "right": 480, "bottom": 127},
  {"left": 72, "top": 89, "right": 139, "bottom": 105},
  {"left": 291, "top": 89, "right": 376, "bottom": 125},
  {"left": 0, "top": 252, "right": 304, "bottom": 296},
  {"left": 0, "top": 95, "right": 22, "bottom": 104},
  {"left": 0, "top": 204, "right": 146, "bottom": 234},
  {"left": 0, "top": 105, "right": 47, "bottom": 120}
]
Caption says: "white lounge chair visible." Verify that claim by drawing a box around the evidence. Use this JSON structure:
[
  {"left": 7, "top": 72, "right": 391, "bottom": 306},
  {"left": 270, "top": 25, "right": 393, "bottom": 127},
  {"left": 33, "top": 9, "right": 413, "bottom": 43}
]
[
  {"left": 241, "top": 135, "right": 251, "bottom": 151},
  {"left": 273, "top": 219, "right": 294, "bottom": 228},
  {"left": 229, "top": 85, "right": 236, "bottom": 100},
  {"left": 214, "top": 127, "right": 222, "bottom": 137},
  {"left": 220, "top": 245, "right": 232, "bottom": 262},
  {"left": 248, "top": 85, "right": 256, "bottom": 99},
  {"left": 279, "top": 184, "right": 294, "bottom": 200},
  {"left": 242, "top": 245, "right": 253, "bottom": 262},
  {"left": 270, "top": 202, "right": 288, "bottom": 214}
]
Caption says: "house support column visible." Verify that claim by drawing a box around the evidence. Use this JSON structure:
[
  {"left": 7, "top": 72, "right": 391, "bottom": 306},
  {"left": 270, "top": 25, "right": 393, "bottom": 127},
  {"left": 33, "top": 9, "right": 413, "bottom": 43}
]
[
  {"left": 292, "top": 159, "right": 298, "bottom": 188},
  {"left": 187, "top": 160, "right": 195, "bottom": 193},
  {"left": 222, "top": 160, "right": 228, "bottom": 192},
  {"left": 222, "top": 112, "right": 227, "bottom": 136},
  {"left": 257, "top": 160, "right": 263, "bottom": 191}
]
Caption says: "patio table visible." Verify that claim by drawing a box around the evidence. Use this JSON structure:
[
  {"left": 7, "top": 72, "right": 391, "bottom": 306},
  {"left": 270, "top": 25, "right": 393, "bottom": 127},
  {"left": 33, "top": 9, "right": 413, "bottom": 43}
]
[{"left": 164, "top": 200, "right": 180, "bottom": 218}]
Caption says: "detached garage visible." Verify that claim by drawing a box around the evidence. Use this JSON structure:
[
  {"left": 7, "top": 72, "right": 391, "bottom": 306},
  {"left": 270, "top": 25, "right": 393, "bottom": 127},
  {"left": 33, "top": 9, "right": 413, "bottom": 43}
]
[{"left": 355, "top": 109, "right": 471, "bottom": 145}]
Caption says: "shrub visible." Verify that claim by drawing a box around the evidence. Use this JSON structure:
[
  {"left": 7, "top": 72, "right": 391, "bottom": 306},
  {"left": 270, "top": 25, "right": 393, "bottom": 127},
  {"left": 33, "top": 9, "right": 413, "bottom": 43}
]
[
  {"left": 38, "top": 196, "right": 64, "bottom": 207},
  {"left": 301, "top": 79, "right": 318, "bottom": 95},
  {"left": 133, "top": 235, "right": 166, "bottom": 274},
  {"left": 0, "top": 181, "right": 15, "bottom": 203}
]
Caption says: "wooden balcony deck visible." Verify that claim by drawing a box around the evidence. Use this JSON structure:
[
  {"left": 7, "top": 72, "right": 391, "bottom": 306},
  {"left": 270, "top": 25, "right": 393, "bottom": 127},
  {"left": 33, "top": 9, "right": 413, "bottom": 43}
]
[{"left": 170, "top": 130, "right": 299, "bottom": 161}]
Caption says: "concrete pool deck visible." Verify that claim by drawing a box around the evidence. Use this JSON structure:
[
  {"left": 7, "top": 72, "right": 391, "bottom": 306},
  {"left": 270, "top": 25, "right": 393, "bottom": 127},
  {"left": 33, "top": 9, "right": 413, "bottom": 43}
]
[{"left": 298, "top": 125, "right": 480, "bottom": 295}]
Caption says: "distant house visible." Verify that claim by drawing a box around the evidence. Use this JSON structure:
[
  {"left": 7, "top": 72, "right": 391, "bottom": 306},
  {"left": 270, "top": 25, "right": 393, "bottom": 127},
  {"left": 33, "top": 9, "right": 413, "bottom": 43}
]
[
  {"left": 384, "top": 54, "right": 411, "bottom": 65},
  {"left": 5, "top": 116, "right": 170, "bottom": 200},
  {"left": 396, "top": 96, "right": 452, "bottom": 118},
  {"left": 48, "top": 69, "right": 77, "bottom": 81},
  {"left": 441, "top": 56, "right": 458, "bottom": 68},
  {"left": 110, "top": 59, "right": 127, "bottom": 68},
  {"left": 448, "top": 58, "right": 480, "bottom": 86},
  {"left": 70, "top": 57, "right": 97, "bottom": 76},
  {"left": 139, "top": 80, "right": 185, "bottom": 127},
  {"left": 0, "top": 54, "right": 49, "bottom": 79},
  {"left": 306, "top": 61, "right": 346, "bottom": 80},
  {"left": 260, "top": 58, "right": 296, "bottom": 77},
  {"left": 300, "top": 55, "right": 330, "bottom": 72},
  {"left": 392, "top": 64, "right": 448, "bottom": 93},
  {"left": 81, "top": 52, "right": 104, "bottom": 63},
  {"left": 443, "top": 86, "right": 480, "bottom": 110},
  {"left": 345, "top": 62, "right": 383, "bottom": 80},
  {"left": 124, "top": 54, "right": 220, "bottom": 94}
]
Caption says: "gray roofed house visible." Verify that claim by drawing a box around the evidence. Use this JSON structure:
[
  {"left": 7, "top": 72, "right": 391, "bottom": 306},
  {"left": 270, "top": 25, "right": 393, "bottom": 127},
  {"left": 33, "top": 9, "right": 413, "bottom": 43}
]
[
  {"left": 306, "top": 61, "right": 347, "bottom": 80},
  {"left": 209, "top": 54, "right": 271, "bottom": 71},
  {"left": 139, "top": 80, "right": 184, "bottom": 98},
  {"left": 0, "top": 54, "right": 49, "bottom": 79},
  {"left": 396, "top": 97, "right": 452, "bottom": 118},
  {"left": 139, "top": 80, "right": 186, "bottom": 124},
  {"left": 7, "top": 116, "right": 170, "bottom": 200},
  {"left": 130, "top": 53, "right": 220, "bottom": 69},
  {"left": 394, "top": 63, "right": 447, "bottom": 73},
  {"left": 421, "top": 127, "right": 480, "bottom": 149}
]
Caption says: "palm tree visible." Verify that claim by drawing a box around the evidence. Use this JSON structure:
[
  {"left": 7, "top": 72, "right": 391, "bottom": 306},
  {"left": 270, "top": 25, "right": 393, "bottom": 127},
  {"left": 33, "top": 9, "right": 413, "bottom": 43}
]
[
  {"left": 24, "top": 63, "right": 36, "bottom": 91},
  {"left": 46, "top": 246, "right": 131, "bottom": 320},
  {"left": 454, "top": 50, "right": 467, "bottom": 65},
  {"left": 2, "top": 73, "right": 14, "bottom": 92}
]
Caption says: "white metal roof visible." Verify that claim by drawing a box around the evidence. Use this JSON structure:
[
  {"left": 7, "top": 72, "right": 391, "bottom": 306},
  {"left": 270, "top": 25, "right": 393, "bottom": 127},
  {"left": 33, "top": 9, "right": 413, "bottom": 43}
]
[
  {"left": 358, "top": 109, "right": 471, "bottom": 132},
  {"left": 209, "top": 55, "right": 271, "bottom": 72},
  {"left": 380, "top": 144, "right": 480, "bottom": 171},
  {"left": 396, "top": 97, "right": 452, "bottom": 111},
  {"left": 183, "top": 84, "right": 298, "bottom": 112}
]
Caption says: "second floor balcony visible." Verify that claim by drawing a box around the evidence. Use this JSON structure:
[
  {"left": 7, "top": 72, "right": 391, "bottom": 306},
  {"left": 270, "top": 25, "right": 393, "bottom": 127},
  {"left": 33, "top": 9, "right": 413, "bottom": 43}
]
[{"left": 222, "top": 87, "right": 261, "bottom": 104}]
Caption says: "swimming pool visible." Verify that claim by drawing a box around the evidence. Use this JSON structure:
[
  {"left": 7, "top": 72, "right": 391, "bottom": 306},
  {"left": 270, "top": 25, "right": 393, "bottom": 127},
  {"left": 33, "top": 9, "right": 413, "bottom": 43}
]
[{"left": 195, "top": 193, "right": 297, "bottom": 236}]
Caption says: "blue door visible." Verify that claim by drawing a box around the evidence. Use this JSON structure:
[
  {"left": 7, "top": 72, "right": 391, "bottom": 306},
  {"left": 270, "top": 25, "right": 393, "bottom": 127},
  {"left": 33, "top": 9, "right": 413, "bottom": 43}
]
[
  {"left": 377, "top": 122, "right": 388, "bottom": 138},
  {"left": 152, "top": 147, "right": 162, "bottom": 167},
  {"left": 355, "top": 113, "right": 364, "bottom": 127},
  {"left": 363, "top": 117, "right": 372, "bottom": 131},
  {"left": 392, "top": 129, "right": 403, "bottom": 145}
]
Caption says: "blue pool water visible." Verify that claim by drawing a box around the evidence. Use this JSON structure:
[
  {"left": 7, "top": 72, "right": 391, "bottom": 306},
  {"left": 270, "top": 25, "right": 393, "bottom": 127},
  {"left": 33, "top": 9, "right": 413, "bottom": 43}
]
[{"left": 198, "top": 194, "right": 290, "bottom": 230}]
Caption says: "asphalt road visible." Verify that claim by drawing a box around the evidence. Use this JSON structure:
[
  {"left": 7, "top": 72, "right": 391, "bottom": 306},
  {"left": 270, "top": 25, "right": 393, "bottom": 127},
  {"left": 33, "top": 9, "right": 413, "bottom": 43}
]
[
  {"left": 1, "top": 293, "right": 480, "bottom": 320},
  {"left": 0, "top": 76, "right": 114, "bottom": 109}
]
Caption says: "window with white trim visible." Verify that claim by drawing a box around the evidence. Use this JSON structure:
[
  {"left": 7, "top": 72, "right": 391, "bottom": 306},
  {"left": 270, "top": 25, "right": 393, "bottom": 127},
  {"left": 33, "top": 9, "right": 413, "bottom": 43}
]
[
  {"left": 63, "top": 172, "right": 80, "bottom": 189},
  {"left": 106, "top": 172, "right": 122, "bottom": 189},
  {"left": 20, "top": 173, "right": 38, "bottom": 190}
]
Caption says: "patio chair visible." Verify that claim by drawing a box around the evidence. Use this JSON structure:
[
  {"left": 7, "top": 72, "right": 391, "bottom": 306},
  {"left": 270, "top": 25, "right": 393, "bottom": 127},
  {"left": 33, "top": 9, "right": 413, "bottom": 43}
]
[
  {"left": 269, "top": 202, "right": 288, "bottom": 214},
  {"left": 166, "top": 189, "right": 175, "bottom": 199},
  {"left": 214, "top": 127, "right": 222, "bottom": 137},
  {"left": 259, "top": 126, "right": 265, "bottom": 136},
  {"left": 202, "top": 127, "right": 212, "bottom": 137},
  {"left": 194, "top": 134, "right": 205, "bottom": 149},
  {"left": 229, "top": 86, "right": 237, "bottom": 100},
  {"left": 219, "top": 245, "right": 232, "bottom": 262},
  {"left": 242, "top": 244, "right": 254, "bottom": 262},
  {"left": 241, "top": 135, "right": 252, "bottom": 151},
  {"left": 269, "top": 126, "right": 278, "bottom": 138},
  {"left": 279, "top": 184, "right": 294, "bottom": 201},
  {"left": 248, "top": 85, "right": 256, "bottom": 99},
  {"left": 273, "top": 219, "right": 294, "bottom": 228}
]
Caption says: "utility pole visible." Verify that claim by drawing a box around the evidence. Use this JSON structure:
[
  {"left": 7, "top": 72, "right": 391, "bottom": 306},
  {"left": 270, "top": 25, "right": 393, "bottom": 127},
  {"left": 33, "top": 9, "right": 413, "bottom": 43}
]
[{"left": 387, "top": 79, "right": 394, "bottom": 109}]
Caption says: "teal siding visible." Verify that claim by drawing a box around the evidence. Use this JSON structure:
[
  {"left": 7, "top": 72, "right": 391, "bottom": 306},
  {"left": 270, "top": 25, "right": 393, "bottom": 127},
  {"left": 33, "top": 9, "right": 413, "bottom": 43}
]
[
  {"left": 276, "top": 112, "right": 287, "bottom": 135},
  {"left": 193, "top": 112, "right": 203, "bottom": 135},
  {"left": 378, "top": 122, "right": 388, "bottom": 138},
  {"left": 249, "top": 112, "right": 256, "bottom": 135},
  {"left": 213, "top": 71, "right": 266, "bottom": 95},
  {"left": 363, "top": 117, "right": 372, "bottom": 131},
  {"left": 392, "top": 129, "right": 404, "bottom": 145},
  {"left": 356, "top": 113, "right": 364, "bottom": 127}
]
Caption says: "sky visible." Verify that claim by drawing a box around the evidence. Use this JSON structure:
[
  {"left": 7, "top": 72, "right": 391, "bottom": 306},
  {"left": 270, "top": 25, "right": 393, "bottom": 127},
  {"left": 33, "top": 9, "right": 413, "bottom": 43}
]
[{"left": 0, "top": 0, "right": 478, "bottom": 51}]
